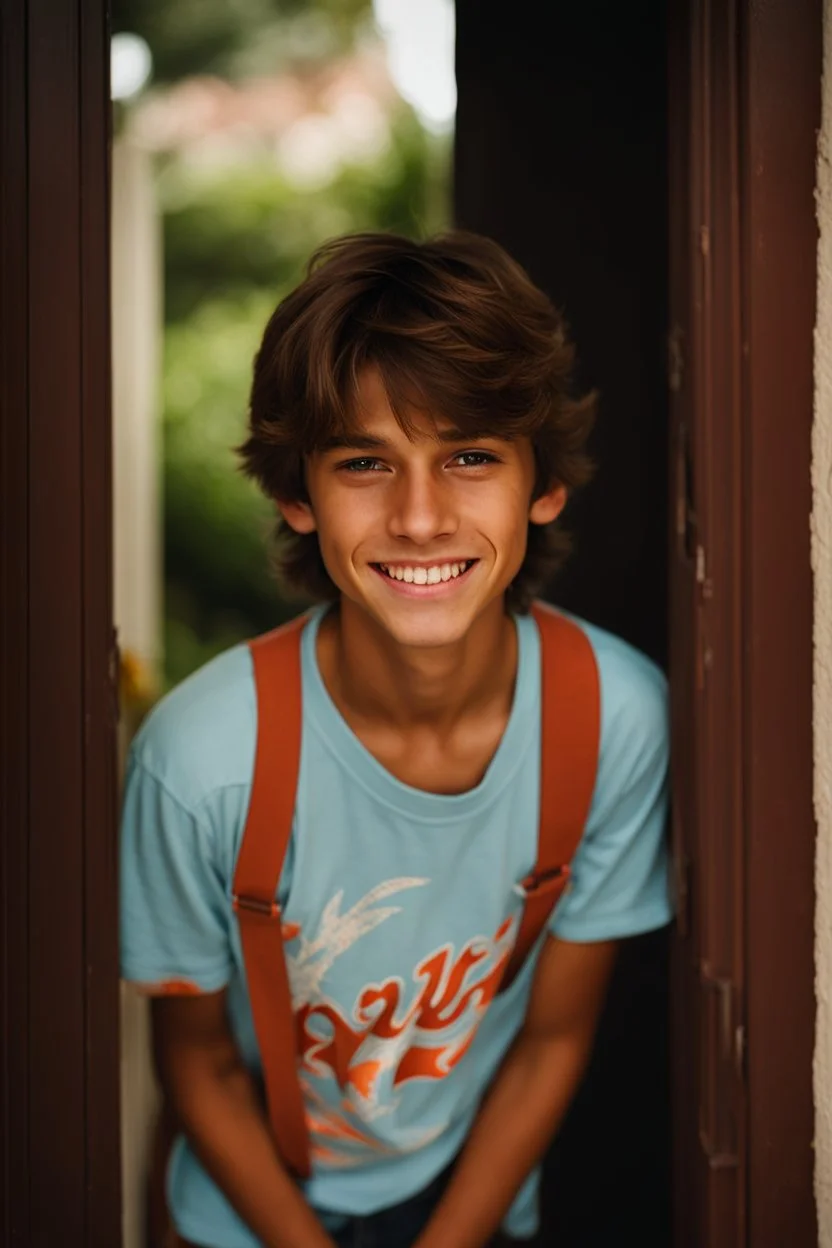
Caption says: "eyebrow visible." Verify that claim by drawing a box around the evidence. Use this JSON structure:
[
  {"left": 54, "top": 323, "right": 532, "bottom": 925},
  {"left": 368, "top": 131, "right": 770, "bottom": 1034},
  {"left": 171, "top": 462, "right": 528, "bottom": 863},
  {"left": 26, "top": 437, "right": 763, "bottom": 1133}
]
[{"left": 320, "top": 428, "right": 492, "bottom": 452}]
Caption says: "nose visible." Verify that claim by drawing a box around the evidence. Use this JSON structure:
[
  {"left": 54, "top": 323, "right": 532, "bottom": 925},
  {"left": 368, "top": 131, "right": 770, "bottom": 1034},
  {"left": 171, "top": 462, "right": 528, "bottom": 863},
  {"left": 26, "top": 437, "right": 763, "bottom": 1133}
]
[{"left": 388, "top": 467, "right": 458, "bottom": 546}]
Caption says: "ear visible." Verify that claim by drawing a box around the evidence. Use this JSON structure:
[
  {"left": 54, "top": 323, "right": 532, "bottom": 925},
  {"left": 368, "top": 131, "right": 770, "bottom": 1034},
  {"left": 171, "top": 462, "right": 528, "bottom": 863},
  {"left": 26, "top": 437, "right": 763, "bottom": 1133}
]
[
  {"left": 529, "top": 483, "right": 567, "bottom": 526},
  {"left": 277, "top": 498, "right": 317, "bottom": 535}
]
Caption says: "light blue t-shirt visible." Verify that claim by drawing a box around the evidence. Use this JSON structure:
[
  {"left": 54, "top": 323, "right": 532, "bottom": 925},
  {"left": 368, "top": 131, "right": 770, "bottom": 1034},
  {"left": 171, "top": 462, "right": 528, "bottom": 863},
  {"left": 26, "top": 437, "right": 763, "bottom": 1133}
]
[{"left": 120, "top": 606, "right": 671, "bottom": 1246}]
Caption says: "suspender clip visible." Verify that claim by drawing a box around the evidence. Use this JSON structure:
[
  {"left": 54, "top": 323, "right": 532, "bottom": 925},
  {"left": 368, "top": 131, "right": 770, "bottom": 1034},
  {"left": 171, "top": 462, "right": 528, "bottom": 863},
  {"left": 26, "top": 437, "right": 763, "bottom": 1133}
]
[
  {"left": 233, "top": 893, "right": 281, "bottom": 919},
  {"left": 516, "top": 863, "right": 570, "bottom": 898}
]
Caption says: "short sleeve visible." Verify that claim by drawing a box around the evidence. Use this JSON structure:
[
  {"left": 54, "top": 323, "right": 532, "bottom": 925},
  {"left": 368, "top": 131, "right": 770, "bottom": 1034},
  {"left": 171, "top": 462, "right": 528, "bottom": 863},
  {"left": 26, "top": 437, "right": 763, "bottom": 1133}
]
[
  {"left": 551, "top": 636, "right": 672, "bottom": 943},
  {"left": 120, "top": 749, "right": 234, "bottom": 993}
]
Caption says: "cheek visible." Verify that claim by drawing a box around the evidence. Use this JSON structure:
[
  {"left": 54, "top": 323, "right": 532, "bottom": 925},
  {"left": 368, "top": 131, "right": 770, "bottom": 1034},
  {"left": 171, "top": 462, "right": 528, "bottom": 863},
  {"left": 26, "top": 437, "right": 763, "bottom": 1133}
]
[
  {"left": 477, "top": 478, "right": 533, "bottom": 538},
  {"left": 311, "top": 489, "right": 371, "bottom": 566},
  {"left": 479, "top": 481, "right": 534, "bottom": 569}
]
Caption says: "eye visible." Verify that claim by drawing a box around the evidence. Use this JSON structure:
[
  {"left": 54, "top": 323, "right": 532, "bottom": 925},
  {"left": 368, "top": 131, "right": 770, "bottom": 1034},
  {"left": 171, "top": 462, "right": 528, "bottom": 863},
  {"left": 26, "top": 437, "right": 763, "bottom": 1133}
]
[
  {"left": 338, "top": 457, "right": 387, "bottom": 473},
  {"left": 451, "top": 450, "right": 500, "bottom": 468}
]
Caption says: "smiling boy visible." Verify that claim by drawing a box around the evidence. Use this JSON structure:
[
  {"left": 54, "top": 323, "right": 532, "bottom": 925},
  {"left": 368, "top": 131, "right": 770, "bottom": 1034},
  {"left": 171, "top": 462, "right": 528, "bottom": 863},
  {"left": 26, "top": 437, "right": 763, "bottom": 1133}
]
[{"left": 121, "top": 231, "right": 671, "bottom": 1248}]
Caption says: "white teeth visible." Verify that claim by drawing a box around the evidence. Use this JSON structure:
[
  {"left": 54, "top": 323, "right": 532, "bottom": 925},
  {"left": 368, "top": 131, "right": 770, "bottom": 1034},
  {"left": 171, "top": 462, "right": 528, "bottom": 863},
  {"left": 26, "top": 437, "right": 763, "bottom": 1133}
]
[{"left": 378, "top": 560, "right": 473, "bottom": 583}]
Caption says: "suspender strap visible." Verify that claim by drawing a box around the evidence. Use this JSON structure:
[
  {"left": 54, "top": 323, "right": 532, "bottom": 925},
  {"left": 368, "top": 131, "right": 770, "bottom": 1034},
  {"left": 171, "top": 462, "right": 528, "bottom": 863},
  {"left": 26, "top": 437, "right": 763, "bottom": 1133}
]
[
  {"left": 499, "top": 602, "right": 601, "bottom": 991},
  {"left": 232, "top": 616, "right": 310, "bottom": 1179},
  {"left": 234, "top": 604, "right": 599, "bottom": 1169}
]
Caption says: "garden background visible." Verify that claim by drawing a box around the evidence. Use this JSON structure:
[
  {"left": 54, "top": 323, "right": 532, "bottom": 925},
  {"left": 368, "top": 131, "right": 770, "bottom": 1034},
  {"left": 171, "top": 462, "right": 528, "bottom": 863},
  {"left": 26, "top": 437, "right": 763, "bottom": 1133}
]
[{"left": 113, "top": 0, "right": 453, "bottom": 691}]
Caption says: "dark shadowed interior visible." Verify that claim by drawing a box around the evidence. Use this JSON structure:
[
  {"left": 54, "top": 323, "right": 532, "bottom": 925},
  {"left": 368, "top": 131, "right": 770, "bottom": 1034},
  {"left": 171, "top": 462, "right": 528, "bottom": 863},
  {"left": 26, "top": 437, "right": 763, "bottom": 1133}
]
[{"left": 455, "top": 3, "right": 671, "bottom": 1243}]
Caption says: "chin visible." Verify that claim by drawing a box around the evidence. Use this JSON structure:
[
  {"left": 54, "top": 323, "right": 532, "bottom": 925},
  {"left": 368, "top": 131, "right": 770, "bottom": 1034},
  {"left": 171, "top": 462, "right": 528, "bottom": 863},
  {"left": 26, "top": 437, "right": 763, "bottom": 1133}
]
[
  {"left": 368, "top": 596, "right": 491, "bottom": 650},
  {"left": 336, "top": 563, "right": 509, "bottom": 647}
]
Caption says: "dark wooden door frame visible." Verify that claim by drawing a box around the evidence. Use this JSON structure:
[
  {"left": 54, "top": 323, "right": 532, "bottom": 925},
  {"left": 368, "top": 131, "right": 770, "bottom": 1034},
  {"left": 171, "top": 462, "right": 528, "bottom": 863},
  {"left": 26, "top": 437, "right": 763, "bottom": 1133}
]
[
  {"left": 669, "top": 0, "right": 820, "bottom": 1244},
  {"left": 741, "top": 1, "right": 819, "bottom": 1238},
  {"left": 0, "top": 1, "right": 121, "bottom": 1244}
]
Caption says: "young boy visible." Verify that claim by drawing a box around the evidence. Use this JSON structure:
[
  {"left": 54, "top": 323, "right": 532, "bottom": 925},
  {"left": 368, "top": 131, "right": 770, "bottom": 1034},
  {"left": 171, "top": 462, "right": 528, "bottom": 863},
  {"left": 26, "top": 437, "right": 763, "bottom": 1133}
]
[{"left": 121, "top": 231, "right": 671, "bottom": 1248}]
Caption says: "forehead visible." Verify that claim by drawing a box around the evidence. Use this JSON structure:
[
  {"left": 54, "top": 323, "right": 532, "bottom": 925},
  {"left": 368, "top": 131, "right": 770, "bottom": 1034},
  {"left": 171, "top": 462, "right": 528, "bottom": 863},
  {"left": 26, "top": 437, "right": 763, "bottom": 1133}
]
[
  {"left": 350, "top": 366, "right": 441, "bottom": 440},
  {"left": 327, "top": 365, "right": 501, "bottom": 449},
  {"left": 354, "top": 364, "right": 397, "bottom": 418}
]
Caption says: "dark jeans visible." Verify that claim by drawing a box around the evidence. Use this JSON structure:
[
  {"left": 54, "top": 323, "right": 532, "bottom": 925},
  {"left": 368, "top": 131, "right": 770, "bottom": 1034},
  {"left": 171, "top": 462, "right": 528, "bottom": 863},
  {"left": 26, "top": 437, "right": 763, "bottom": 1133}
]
[{"left": 331, "top": 1163, "right": 517, "bottom": 1248}]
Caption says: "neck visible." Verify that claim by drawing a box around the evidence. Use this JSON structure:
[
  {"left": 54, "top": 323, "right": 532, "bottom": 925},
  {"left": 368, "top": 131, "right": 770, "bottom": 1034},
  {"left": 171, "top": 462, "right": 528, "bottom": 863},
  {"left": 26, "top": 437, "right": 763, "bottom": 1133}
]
[{"left": 317, "top": 597, "right": 517, "bottom": 732}]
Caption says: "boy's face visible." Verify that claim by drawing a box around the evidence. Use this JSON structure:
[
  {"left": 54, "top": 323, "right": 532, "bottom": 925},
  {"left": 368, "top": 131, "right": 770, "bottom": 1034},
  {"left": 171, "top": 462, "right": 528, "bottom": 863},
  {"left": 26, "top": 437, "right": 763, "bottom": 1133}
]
[{"left": 278, "top": 367, "right": 566, "bottom": 649}]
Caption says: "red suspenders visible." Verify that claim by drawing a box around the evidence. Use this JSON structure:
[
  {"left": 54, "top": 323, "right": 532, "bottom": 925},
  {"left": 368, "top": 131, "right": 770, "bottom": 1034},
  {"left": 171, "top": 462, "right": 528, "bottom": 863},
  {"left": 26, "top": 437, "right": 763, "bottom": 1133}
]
[{"left": 231, "top": 601, "right": 600, "bottom": 1179}]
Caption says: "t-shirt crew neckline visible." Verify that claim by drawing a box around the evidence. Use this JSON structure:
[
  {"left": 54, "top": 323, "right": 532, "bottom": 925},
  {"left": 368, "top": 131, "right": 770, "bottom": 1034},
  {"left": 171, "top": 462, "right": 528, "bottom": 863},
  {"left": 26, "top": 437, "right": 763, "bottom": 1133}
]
[{"left": 300, "top": 605, "right": 539, "bottom": 823}]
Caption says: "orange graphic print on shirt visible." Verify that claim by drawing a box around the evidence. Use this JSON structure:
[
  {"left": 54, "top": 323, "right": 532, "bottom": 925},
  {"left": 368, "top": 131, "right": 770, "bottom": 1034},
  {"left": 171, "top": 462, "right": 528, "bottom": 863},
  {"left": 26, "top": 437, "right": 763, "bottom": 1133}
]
[{"left": 283, "top": 877, "right": 517, "bottom": 1165}]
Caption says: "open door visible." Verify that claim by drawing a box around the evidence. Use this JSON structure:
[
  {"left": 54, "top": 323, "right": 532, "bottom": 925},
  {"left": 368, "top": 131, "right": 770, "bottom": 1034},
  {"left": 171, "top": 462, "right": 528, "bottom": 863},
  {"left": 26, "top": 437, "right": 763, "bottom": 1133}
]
[
  {"left": 668, "top": 3, "right": 747, "bottom": 1241},
  {"left": 668, "top": 1, "right": 819, "bottom": 1244}
]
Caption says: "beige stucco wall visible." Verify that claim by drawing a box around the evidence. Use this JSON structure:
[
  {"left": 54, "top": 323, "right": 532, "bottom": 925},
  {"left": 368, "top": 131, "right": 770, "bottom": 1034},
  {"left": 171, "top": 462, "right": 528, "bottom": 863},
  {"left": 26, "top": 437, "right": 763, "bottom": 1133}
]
[
  {"left": 112, "top": 135, "right": 163, "bottom": 1248},
  {"left": 816, "top": 2, "right": 832, "bottom": 1242}
]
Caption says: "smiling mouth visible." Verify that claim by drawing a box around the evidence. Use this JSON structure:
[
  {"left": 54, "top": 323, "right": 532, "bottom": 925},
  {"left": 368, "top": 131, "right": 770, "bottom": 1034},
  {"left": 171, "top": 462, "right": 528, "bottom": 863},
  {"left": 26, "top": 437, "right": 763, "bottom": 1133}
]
[{"left": 372, "top": 559, "right": 478, "bottom": 586}]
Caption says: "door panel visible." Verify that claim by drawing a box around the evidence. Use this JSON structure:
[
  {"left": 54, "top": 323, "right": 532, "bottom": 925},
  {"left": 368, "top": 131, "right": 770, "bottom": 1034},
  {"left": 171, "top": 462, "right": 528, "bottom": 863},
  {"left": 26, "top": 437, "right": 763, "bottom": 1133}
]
[
  {"left": 740, "top": 2, "right": 818, "bottom": 1242},
  {"left": 670, "top": 1, "right": 820, "bottom": 1244},
  {"left": 668, "top": 2, "right": 746, "bottom": 1244}
]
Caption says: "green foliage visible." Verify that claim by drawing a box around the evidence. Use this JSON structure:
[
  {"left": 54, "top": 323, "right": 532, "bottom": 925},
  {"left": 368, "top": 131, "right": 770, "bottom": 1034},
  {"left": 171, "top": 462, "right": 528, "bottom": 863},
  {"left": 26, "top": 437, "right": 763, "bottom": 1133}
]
[
  {"left": 159, "top": 109, "right": 446, "bottom": 325},
  {"left": 161, "top": 288, "right": 305, "bottom": 688},
  {"left": 116, "top": 0, "right": 452, "bottom": 686},
  {"left": 113, "top": 0, "right": 374, "bottom": 84},
  {"left": 157, "top": 105, "right": 451, "bottom": 686},
  {"left": 163, "top": 292, "right": 277, "bottom": 610}
]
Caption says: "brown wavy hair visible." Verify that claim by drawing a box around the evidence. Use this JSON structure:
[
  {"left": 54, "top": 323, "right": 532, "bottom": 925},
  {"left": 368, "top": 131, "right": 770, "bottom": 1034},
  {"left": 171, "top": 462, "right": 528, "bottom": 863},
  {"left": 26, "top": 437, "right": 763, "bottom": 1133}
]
[{"left": 238, "top": 230, "right": 596, "bottom": 613}]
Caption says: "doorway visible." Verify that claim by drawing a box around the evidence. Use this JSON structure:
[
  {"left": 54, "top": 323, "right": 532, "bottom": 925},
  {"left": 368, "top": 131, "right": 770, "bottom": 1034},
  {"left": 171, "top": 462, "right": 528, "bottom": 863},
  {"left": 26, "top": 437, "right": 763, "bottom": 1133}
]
[{"left": 0, "top": 0, "right": 820, "bottom": 1245}]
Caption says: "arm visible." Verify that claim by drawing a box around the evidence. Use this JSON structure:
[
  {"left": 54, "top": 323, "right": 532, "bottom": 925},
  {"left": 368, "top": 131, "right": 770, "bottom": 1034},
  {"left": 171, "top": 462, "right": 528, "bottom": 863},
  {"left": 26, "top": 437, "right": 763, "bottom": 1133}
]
[
  {"left": 415, "top": 935, "right": 617, "bottom": 1248},
  {"left": 151, "top": 991, "right": 335, "bottom": 1248}
]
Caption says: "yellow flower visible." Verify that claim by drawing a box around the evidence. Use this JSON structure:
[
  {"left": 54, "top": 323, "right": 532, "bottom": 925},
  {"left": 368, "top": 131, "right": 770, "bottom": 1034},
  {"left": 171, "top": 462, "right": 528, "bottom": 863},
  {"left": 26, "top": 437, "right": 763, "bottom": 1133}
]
[{"left": 119, "top": 648, "right": 157, "bottom": 709}]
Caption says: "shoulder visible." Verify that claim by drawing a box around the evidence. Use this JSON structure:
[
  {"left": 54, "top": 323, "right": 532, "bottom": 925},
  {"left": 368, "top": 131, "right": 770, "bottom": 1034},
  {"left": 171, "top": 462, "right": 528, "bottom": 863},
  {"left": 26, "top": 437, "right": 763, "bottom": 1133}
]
[
  {"left": 532, "top": 607, "right": 668, "bottom": 753},
  {"left": 573, "top": 617, "right": 668, "bottom": 820},
  {"left": 536, "top": 608, "right": 668, "bottom": 797},
  {"left": 580, "top": 618, "right": 668, "bottom": 756},
  {"left": 545, "top": 616, "right": 672, "bottom": 940},
  {"left": 130, "top": 643, "right": 257, "bottom": 811}
]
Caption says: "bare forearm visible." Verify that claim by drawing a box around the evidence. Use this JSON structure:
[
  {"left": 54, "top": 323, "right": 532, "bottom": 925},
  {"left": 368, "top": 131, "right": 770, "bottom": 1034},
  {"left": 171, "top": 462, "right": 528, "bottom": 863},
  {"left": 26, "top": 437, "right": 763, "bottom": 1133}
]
[
  {"left": 416, "top": 1032, "right": 592, "bottom": 1248},
  {"left": 168, "top": 1062, "right": 334, "bottom": 1248}
]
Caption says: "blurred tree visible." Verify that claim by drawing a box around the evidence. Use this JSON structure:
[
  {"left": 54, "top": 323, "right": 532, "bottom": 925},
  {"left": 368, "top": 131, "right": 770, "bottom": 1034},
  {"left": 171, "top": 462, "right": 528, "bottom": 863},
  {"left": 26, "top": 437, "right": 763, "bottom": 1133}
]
[
  {"left": 114, "top": 0, "right": 451, "bottom": 687},
  {"left": 159, "top": 109, "right": 443, "bottom": 324},
  {"left": 157, "top": 117, "right": 450, "bottom": 685},
  {"left": 113, "top": 0, "right": 374, "bottom": 84}
]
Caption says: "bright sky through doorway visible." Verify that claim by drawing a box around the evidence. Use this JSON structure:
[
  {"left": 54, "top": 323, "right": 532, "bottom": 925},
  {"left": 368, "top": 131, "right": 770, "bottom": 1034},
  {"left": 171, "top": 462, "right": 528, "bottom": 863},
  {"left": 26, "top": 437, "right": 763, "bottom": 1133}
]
[
  {"left": 111, "top": 32, "right": 152, "bottom": 101},
  {"left": 372, "top": 0, "right": 456, "bottom": 133}
]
